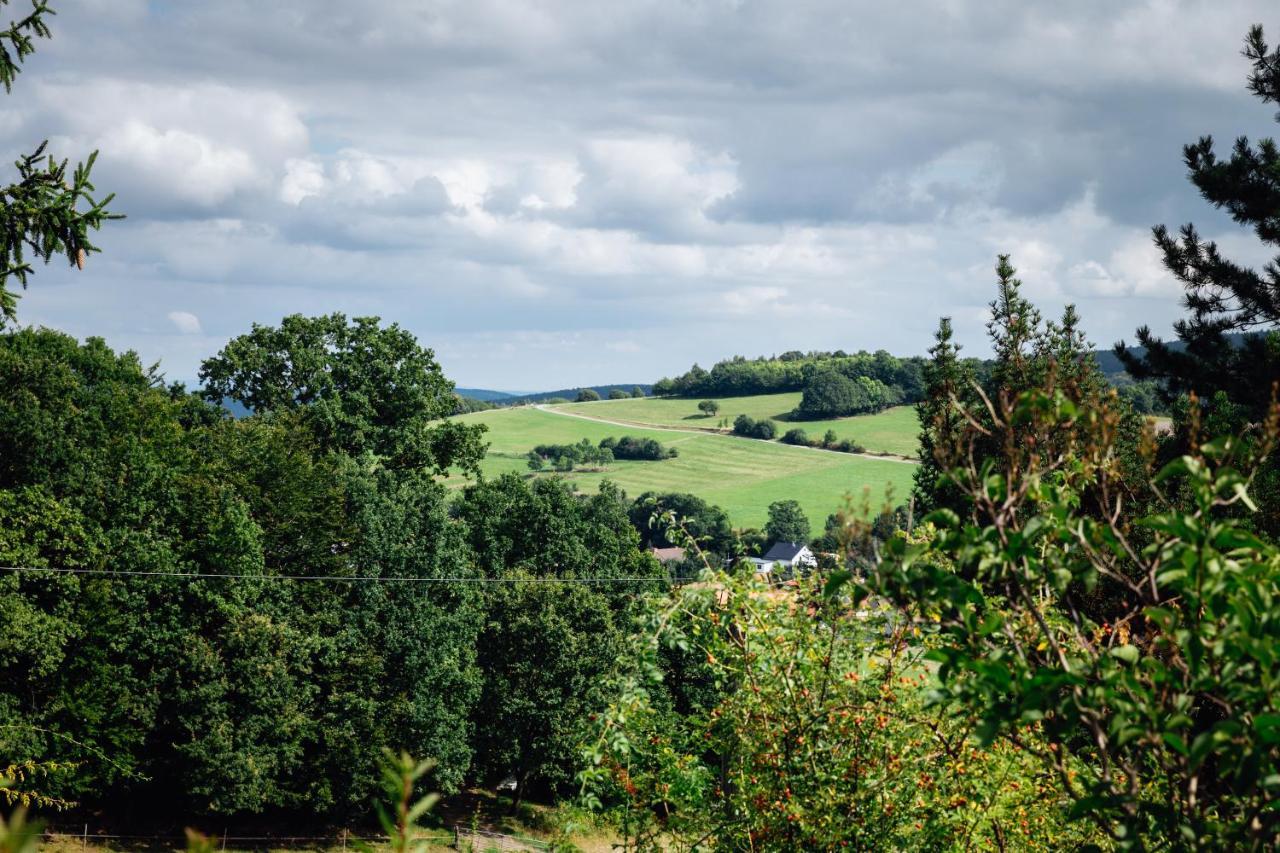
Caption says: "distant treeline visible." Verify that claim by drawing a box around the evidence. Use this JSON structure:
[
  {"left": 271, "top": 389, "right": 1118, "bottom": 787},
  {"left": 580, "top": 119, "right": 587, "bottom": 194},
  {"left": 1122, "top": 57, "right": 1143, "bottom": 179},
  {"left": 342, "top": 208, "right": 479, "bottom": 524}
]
[
  {"left": 652, "top": 350, "right": 930, "bottom": 403},
  {"left": 653, "top": 347, "right": 1171, "bottom": 416},
  {"left": 453, "top": 384, "right": 651, "bottom": 414}
]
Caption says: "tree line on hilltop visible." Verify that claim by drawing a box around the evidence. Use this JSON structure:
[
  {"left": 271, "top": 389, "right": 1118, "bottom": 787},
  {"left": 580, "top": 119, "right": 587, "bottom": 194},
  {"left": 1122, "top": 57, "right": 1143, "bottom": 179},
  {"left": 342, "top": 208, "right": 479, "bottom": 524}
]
[{"left": 651, "top": 333, "right": 1168, "bottom": 418}]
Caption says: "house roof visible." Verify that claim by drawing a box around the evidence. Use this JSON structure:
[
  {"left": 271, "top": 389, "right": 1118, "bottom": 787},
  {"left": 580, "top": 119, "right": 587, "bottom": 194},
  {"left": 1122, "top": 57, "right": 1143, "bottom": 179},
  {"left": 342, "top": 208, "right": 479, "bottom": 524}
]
[
  {"left": 762, "top": 541, "right": 809, "bottom": 562},
  {"left": 650, "top": 546, "right": 686, "bottom": 563}
]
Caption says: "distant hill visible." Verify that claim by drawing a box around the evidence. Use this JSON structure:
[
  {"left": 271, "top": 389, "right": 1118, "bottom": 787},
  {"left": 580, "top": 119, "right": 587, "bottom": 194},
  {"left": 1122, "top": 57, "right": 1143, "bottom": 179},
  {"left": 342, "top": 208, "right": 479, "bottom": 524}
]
[
  {"left": 504, "top": 384, "right": 654, "bottom": 404},
  {"left": 456, "top": 387, "right": 518, "bottom": 402},
  {"left": 1093, "top": 332, "right": 1259, "bottom": 378},
  {"left": 1093, "top": 346, "right": 1141, "bottom": 378}
]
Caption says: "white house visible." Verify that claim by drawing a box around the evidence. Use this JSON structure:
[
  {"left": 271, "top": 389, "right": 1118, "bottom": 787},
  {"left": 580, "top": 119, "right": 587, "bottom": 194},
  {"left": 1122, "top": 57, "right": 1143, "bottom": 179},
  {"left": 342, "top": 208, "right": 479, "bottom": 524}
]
[{"left": 748, "top": 541, "right": 817, "bottom": 575}]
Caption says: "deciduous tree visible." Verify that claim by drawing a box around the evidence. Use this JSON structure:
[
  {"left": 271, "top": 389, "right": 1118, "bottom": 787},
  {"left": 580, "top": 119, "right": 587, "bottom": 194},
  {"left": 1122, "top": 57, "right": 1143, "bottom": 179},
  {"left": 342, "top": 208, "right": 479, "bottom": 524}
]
[
  {"left": 765, "top": 499, "right": 809, "bottom": 545},
  {"left": 200, "top": 314, "right": 486, "bottom": 474}
]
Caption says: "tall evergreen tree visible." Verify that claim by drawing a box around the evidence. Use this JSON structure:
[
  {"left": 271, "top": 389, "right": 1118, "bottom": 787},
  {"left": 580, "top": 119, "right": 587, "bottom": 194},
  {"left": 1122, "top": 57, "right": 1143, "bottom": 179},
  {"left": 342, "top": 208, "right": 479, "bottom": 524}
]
[
  {"left": 986, "top": 254, "right": 1041, "bottom": 397},
  {"left": 916, "top": 257, "right": 1114, "bottom": 517},
  {"left": 0, "top": 2, "right": 121, "bottom": 326},
  {"left": 1117, "top": 24, "right": 1280, "bottom": 419},
  {"left": 912, "top": 317, "right": 973, "bottom": 514}
]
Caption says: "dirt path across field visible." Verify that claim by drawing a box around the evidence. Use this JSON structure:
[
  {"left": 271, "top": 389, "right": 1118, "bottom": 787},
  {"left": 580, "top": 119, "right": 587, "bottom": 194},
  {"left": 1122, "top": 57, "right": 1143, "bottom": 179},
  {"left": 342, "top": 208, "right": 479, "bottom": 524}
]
[{"left": 533, "top": 404, "right": 919, "bottom": 465}]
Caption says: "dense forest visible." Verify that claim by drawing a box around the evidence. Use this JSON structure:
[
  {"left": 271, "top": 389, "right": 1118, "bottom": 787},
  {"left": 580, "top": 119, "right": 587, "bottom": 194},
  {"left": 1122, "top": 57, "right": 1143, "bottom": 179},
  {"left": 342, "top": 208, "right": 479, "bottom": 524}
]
[{"left": 0, "top": 317, "right": 686, "bottom": 819}]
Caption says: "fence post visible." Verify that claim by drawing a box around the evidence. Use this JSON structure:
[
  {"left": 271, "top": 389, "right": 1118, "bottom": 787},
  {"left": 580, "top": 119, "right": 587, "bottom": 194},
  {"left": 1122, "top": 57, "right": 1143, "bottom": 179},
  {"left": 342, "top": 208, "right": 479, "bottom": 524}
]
[{"left": 82, "top": 823, "right": 87, "bottom": 851}]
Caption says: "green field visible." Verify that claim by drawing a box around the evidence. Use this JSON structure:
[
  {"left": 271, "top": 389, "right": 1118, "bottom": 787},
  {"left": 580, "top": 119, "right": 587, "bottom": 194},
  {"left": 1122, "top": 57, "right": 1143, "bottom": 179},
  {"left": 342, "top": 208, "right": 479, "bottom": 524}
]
[
  {"left": 550, "top": 395, "right": 921, "bottom": 458},
  {"left": 449, "top": 405, "right": 916, "bottom": 530}
]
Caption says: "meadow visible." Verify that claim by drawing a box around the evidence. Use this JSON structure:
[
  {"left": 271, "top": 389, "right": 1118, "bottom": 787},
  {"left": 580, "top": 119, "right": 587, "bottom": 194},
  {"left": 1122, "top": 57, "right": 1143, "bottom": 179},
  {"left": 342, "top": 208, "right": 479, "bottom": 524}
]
[
  {"left": 550, "top": 394, "right": 922, "bottom": 458},
  {"left": 449, "top": 404, "right": 917, "bottom": 530}
]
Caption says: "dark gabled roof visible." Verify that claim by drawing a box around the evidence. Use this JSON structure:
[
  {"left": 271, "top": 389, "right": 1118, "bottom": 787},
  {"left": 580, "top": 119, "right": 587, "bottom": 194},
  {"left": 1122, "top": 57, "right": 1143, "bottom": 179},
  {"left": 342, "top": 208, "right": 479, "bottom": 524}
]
[{"left": 762, "top": 541, "right": 809, "bottom": 562}]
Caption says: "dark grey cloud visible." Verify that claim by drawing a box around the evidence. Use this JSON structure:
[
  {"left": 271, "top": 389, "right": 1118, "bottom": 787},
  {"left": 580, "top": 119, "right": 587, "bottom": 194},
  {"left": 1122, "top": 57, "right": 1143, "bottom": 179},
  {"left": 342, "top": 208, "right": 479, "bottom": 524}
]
[{"left": 7, "top": 0, "right": 1279, "bottom": 387}]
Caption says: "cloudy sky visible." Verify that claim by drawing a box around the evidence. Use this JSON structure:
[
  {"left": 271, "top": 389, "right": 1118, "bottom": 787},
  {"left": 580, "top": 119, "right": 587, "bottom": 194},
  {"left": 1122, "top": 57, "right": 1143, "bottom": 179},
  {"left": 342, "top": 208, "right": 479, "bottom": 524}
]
[{"left": 8, "top": 1, "right": 1279, "bottom": 389}]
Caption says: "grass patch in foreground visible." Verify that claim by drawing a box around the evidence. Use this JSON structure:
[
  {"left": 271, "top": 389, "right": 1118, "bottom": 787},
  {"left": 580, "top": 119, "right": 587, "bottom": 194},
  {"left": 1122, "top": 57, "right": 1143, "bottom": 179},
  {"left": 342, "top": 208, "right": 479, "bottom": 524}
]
[{"left": 450, "top": 407, "right": 915, "bottom": 530}]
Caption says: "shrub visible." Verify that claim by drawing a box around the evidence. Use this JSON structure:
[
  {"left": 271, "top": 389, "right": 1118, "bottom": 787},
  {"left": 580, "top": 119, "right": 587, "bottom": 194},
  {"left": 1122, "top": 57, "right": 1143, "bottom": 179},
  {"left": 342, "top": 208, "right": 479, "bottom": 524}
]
[
  {"left": 781, "top": 428, "right": 810, "bottom": 446},
  {"left": 607, "top": 436, "right": 676, "bottom": 461},
  {"left": 583, "top": 570, "right": 1100, "bottom": 850},
  {"left": 863, "top": 386, "right": 1280, "bottom": 845},
  {"left": 575, "top": 388, "right": 601, "bottom": 402},
  {"left": 608, "top": 389, "right": 629, "bottom": 399},
  {"left": 733, "top": 415, "right": 778, "bottom": 440},
  {"left": 697, "top": 399, "right": 720, "bottom": 417},
  {"left": 530, "top": 438, "right": 613, "bottom": 470}
]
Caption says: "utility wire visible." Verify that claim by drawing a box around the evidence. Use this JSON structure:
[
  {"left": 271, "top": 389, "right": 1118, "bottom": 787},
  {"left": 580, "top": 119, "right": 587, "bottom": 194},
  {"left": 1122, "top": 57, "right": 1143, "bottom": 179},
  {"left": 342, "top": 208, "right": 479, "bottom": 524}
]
[{"left": 0, "top": 565, "right": 674, "bottom": 583}]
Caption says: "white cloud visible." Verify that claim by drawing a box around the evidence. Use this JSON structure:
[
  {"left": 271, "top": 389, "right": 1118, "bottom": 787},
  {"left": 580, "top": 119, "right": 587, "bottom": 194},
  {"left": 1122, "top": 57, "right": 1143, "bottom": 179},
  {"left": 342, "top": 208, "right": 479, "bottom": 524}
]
[
  {"left": 98, "top": 121, "right": 260, "bottom": 208},
  {"left": 10, "top": 0, "right": 1274, "bottom": 388},
  {"left": 281, "top": 158, "right": 326, "bottom": 205},
  {"left": 166, "top": 310, "right": 203, "bottom": 335}
]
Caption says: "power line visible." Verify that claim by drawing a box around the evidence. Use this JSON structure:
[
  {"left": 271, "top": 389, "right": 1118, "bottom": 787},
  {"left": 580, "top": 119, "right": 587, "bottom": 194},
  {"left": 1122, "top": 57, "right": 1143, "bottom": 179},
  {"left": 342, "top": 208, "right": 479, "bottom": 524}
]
[{"left": 0, "top": 565, "right": 674, "bottom": 583}]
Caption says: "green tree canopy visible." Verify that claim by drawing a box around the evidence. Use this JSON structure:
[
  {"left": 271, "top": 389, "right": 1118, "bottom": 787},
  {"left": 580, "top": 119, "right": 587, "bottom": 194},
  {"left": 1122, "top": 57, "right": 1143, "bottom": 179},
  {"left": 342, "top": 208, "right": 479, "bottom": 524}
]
[
  {"left": 628, "top": 491, "right": 736, "bottom": 555},
  {"left": 0, "top": 328, "right": 484, "bottom": 816},
  {"left": 765, "top": 499, "right": 809, "bottom": 545},
  {"left": 793, "top": 370, "right": 900, "bottom": 420},
  {"left": 912, "top": 317, "right": 974, "bottom": 514},
  {"left": 472, "top": 578, "right": 622, "bottom": 808},
  {"left": 200, "top": 314, "right": 485, "bottom": 474}
]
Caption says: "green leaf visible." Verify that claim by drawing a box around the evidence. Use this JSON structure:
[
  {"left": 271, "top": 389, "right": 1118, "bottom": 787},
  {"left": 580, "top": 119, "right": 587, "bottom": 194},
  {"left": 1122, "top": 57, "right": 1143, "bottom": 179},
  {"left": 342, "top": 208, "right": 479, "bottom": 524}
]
[
  {"left": 823, "top": 570, "right": 852, "bottom": 598},
  {"left": 1255, "top": 714, "right": 1280, "bottom": 745},
  {"left": 1153, "top": 456, "right": 1193, "bottom": 484},
  {"left": 1110, "top": 645, "right": 1139, "bottom": 664}
]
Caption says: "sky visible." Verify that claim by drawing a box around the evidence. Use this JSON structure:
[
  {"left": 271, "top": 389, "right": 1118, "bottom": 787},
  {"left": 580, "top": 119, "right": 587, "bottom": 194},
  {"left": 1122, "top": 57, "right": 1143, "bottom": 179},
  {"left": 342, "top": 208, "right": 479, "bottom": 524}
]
[{"left": 7, "top": 0, "right": 1279, "bottom": 390}]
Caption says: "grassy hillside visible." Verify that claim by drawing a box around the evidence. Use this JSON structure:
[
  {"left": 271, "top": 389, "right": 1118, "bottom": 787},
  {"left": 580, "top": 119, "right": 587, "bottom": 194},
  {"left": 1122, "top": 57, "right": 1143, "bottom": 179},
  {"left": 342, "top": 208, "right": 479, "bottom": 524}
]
[
  {"left": 550, "top": 394, "right": 921, "bottom": 458},
  {"left": 449, "top": 406, "right": 915, "bottom": 530}
]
